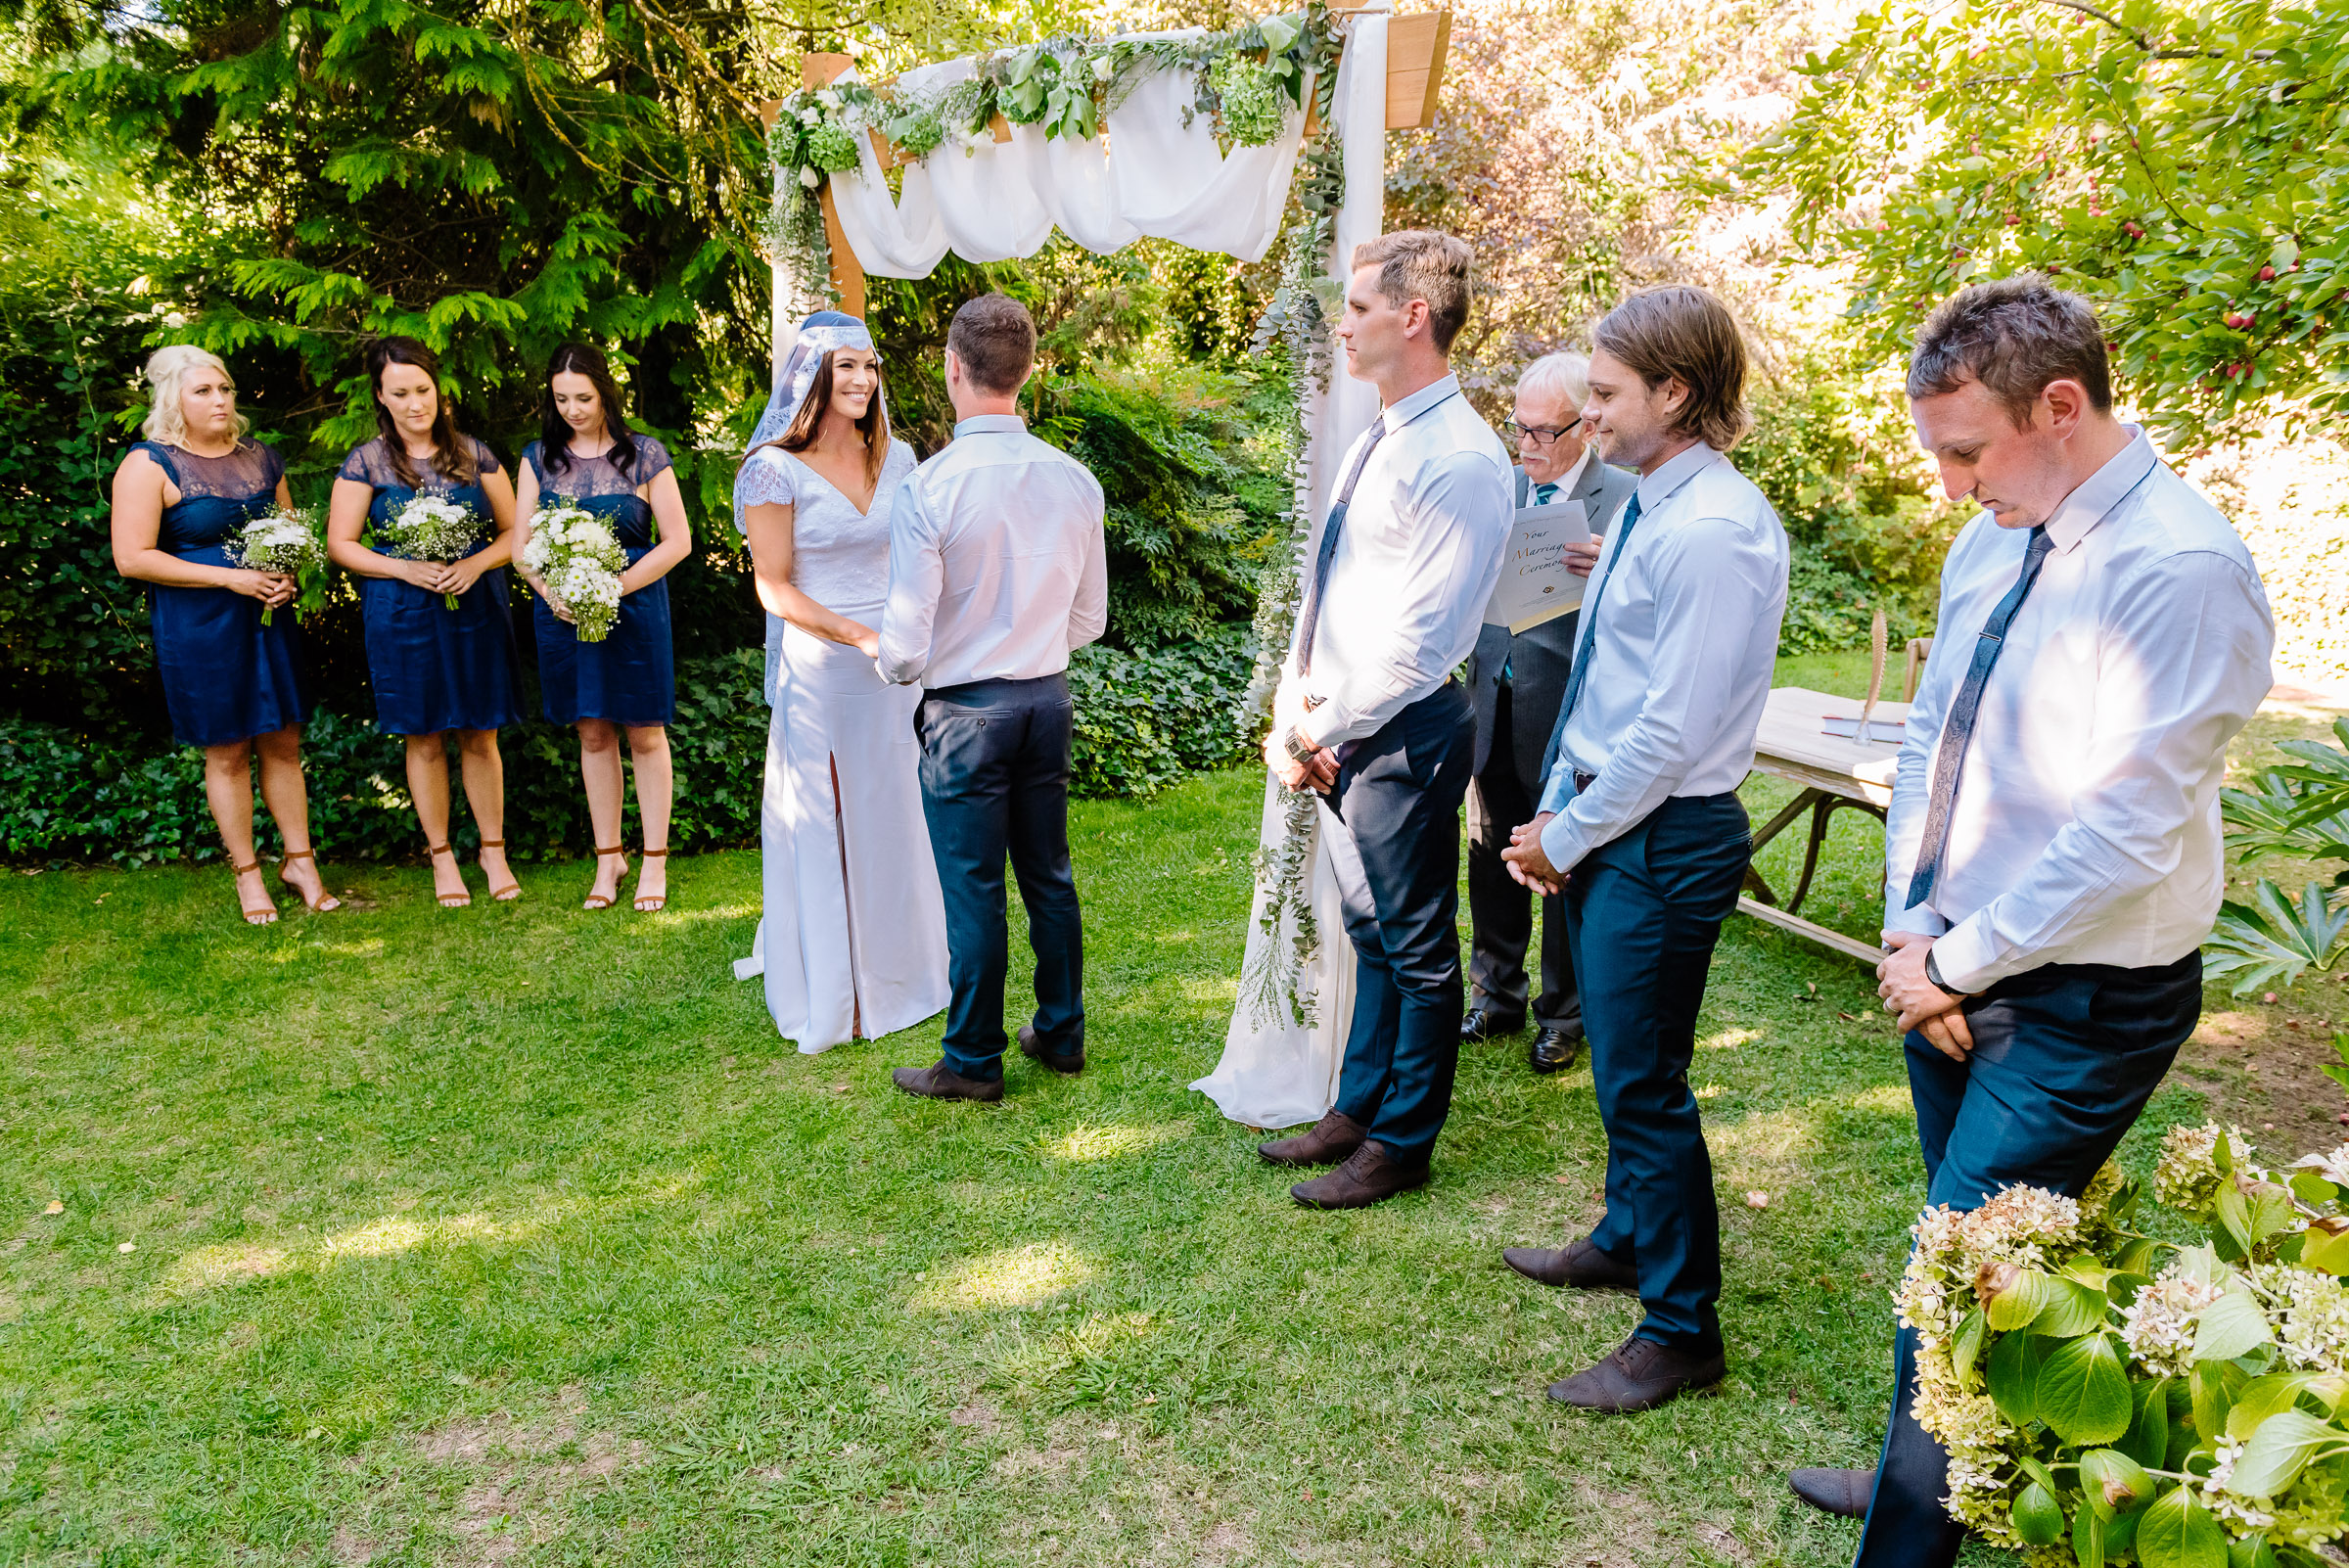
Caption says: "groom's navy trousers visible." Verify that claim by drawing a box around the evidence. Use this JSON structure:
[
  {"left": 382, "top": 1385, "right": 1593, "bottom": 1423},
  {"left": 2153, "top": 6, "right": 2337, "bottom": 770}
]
[
  {"left": 1564, "top": 788, "right": 1751, "bottom": 1356},
  {"left": 1326, "top": 682, "right": 1477, "bottom": 1165},
  {"left": 914, "top": 672, "right": 1084, "bottom": 1081},
  {"left": 1852, "top": 950, "right": 2199, "bottom": 1568}
]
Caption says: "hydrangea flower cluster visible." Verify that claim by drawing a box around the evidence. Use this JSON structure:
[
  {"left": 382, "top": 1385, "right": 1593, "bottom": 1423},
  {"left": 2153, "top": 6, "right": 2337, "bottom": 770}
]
[
  {"left": 2117, "top": 1264, "right": 2225, "bottom": 1376},
  {"left": 382, "top": 491, "right": 483, "bottom": 610},
  {"left": 522, "top": 502, "right": 626, "bottom": 643}
]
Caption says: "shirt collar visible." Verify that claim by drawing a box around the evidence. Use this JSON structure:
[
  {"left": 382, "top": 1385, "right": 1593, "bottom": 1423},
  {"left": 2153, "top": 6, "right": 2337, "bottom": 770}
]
[
  {"left": 1380, "top": 374, "right": 1461, "bottom": 432},
  {"left": 2042, "top": 426, "right": 2158, "bottom": 554},
  {"left": 953, "top": 413, "right": 1027, "bottom": 438},
  {"left": 1529, "top": 445, "right": 1590, "bottom": 498},
  {"left": 1631, "top": 439, "right": 1725, "bottom": 515}
]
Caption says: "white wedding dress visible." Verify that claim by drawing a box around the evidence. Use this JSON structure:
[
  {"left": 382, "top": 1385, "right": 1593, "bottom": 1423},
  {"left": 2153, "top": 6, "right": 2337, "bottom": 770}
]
[
  {"left": 1191, "top": 775, "right": 1361, "bottom": 1129},
  {"left": 731, "top": 440, "right": 950, "bottom": 1051}
]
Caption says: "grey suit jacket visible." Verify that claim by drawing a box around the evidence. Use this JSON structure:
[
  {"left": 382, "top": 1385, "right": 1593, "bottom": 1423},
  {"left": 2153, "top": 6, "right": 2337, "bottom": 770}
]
[{"left": 1464, "top": 456, "right": 1638, "bottom": 794}]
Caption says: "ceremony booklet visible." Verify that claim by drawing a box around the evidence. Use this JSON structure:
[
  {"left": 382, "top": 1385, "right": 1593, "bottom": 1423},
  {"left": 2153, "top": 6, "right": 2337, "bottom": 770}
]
[
  {"left": 1820, "top": 715, "right": 1907, "bottom": 745},
  {"left": 1483, "top": 498, "right": 1590, "bottom": 633}
]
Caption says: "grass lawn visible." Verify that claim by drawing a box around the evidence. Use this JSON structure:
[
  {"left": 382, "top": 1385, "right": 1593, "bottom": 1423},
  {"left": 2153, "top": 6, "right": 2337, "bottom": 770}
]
[{"left": 5, "top": 654, "right": 2342, "bottom": 1567}]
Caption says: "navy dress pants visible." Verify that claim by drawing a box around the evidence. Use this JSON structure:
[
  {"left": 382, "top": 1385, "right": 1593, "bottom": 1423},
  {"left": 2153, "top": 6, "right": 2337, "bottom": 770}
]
[
  {"left": 1564, "top": 790, "right": 1752, "bottom": 1356},
  {"left": 1852, "top": 950, "right": 2201, "bottom": 1567},
  {"left": 914, "top": 674, "right": 1084, "bottom": 1082},
  {"left": 1326, "top": 683, "right": 1477, "bottom": 1166}
]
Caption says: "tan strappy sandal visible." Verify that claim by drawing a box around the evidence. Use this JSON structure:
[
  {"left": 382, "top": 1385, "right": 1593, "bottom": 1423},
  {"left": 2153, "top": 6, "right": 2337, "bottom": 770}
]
[
  {"left": 278, "top": 849, "right": 342, "bottom": 912},
  {"left": 633, "top": 847, "right": 668, "bottom": 913},
  {"left": 582, "top": 846, "right": 626, "bottom": 910},
  {"left": 479, "top": 837, "right": 522, "bottom": 902},
  {"left": 427, "top": 842, "right": 471, "bottom": 908},
  {"left": 233, "top": 858, "right": 278, "bottom": 926}
]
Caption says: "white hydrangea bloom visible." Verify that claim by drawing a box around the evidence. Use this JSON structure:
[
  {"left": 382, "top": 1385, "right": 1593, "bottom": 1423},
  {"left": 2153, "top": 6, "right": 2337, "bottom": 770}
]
[{"left": 2119, "top": 1267, "right": 2226, "bottom": 1377}]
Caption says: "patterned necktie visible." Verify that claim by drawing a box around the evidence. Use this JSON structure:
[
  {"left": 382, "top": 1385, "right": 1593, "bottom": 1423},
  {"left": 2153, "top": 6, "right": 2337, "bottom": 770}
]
[
  {"left": 1904, "top": 525, "right": 2055, "bottom": 909},
  {"left": 1294, "top": 415, "right": 1395, "bottom": 677},
  {"left": 1547, "top": 490, "right": 1644, "bottom": 738},
  {"left": 1534, "top": 482, "right": 1559, "bottom": 505}
]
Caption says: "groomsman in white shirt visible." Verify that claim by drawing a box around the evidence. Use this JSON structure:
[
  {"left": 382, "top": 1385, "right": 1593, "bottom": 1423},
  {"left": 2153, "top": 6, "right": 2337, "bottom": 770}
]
[
  {"left": 1500, "top": 285, "right": 1788, "bottom": 1412},
  {"left": 874, "top": 294, "right": 1109, "bottom": 1103},
  {"left": 1786, "top": 277, "right": 2273, "bottom": 1561},
  {"left": 1254, "top": 230, "right": 1514, "bottom": 1208}
]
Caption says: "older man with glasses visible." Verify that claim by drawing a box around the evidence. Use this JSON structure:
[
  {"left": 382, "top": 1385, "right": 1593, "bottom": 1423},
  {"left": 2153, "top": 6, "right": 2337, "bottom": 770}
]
[{"left": 1460, "top": 352, "right": 1637, "bottom": 1073}]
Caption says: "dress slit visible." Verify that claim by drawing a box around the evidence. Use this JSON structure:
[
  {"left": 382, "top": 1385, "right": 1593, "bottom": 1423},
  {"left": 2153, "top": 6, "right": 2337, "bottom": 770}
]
[{"left": 831, "top": 751, "right": 864, "bottom": 1038}]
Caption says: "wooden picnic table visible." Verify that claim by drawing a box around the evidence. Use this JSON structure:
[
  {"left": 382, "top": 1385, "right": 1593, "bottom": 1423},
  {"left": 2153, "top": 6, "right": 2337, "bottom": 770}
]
[{"left": 1736, "top": 685, "right": 1911, "bottom": 964}]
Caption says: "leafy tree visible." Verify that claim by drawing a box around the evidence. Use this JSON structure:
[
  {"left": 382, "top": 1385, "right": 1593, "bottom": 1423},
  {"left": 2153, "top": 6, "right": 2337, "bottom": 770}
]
[{"left": 1742, "top": 0, "right": 2347, "bottom": 449}]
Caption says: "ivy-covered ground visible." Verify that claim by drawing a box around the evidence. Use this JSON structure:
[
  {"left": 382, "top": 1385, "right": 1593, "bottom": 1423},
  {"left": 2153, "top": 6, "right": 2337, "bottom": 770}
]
[{"left": 4, "top": 655, "right": 2337, "bottom": 1567}]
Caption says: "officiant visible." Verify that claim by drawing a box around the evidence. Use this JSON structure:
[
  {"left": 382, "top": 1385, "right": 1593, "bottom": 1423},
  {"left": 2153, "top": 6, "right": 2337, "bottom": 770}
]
[{"left": 1461, "top": 353, "right": 1636, "bottom": 1073}]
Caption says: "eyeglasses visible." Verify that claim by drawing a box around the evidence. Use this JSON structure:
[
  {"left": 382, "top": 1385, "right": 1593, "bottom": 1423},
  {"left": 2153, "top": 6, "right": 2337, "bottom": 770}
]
[{"left": 1500, "top": 420, "right": 1574, "bottom": 446}]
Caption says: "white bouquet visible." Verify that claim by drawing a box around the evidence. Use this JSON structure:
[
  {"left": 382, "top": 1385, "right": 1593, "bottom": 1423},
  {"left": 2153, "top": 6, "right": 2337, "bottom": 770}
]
[
  {"left": 381, "top": 491, "right": 482, "bottom": 610},
  {"left": 224, "top": 506, "right": 327, "bottom": 625},
  {"left": 521, "top": 501, "right": 626, "bottom": 643}
]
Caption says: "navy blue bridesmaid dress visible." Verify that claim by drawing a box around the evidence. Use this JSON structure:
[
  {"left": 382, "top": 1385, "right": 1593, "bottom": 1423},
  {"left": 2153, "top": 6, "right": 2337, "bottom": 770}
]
[
  {"left": 523, "top": 437, "right": 677, "bottom": 727},
  {"left": 135, "top": 439, "right": 310, "bottom": 748},
  {"left": 340, "top": 436, "right": 523, "bottom": 736}
]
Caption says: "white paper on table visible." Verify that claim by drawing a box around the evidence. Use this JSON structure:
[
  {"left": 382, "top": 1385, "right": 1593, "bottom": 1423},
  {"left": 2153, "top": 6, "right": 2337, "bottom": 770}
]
[
  {"left": 1820, "top": 715, "right": 1908, "bottom": 744},
  {"left": 1483, "top": 499, "right": 1590, "bottom": 632}
]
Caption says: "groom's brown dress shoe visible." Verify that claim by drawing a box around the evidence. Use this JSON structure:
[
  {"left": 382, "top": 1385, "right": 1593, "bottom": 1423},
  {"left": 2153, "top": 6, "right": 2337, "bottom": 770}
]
[
  {"left": 891, "top": 1062, "right": 1004, "bottom": 1102},
  {"left": 1502, "top": 1236, "right": 1638, "bottom": 1290},
  {"left": 1257, "top": 1108, "right": 1366, "bottom": 1168},
  {"left": 1788, "top": 1467, "right": 1874, "bottom": 1519},
  {"left": 1289, "top": 1140, "right": 1428, "bottom": 1209},
  {"left": 1546, "top": 1334, "right": 1725, "bottom": 1413},
  {"left": 1017, "top": 1025, "right": 1083, "bottom": 1074}
]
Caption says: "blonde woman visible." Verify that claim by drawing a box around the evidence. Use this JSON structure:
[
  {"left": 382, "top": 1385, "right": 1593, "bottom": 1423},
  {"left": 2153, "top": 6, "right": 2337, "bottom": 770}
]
[
  {"left": 731, "top": 310, "right": 946, "bottom": 1053},
  {"left": 110, "top": 346, "right": 341, "bottom": 925}
]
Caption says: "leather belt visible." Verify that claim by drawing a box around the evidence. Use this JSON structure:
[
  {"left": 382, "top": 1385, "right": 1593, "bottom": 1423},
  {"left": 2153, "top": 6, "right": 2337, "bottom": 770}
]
[{"left": 1574, "top": 769, "right": 1595, "bottom": 794}]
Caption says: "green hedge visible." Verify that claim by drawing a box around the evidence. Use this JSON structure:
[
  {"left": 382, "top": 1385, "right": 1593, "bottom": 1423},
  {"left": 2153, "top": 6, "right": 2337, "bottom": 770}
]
[{"left": 0, "top": 632, "right": 1260, "bottom": 868}]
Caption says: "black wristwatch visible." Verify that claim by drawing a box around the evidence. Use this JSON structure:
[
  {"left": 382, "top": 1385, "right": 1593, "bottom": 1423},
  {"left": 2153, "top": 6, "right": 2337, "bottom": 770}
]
[
  {"left": 1282, "top": 726, "right": 1319, "bottom": 763},
  {"left": 1924, "top": 950, "right": 1968, "bottom": 998}
]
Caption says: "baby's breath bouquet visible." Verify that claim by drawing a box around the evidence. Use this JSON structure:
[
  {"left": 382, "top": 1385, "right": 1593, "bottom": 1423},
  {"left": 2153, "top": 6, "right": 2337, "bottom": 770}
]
[
  {"left": 224, "top": 506, "right": 328, "bottom": 625},
  {"left": 382, "top": 491, "right": 482, "bottom": 610},
  {"left": 1896, "top": 1128, "right": 2349, "bottom": 1566},
  {"left": 521, "top": 501, "right": 626, "bottom": 643}
]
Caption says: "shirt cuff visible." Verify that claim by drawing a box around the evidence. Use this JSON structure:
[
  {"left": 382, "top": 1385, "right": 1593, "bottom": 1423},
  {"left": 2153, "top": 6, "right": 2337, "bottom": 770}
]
[
  {"left": 1538, "top": 810, "right": 1588, "bottom": 878},
  {"left": 1296, "top": 700, "right": 1349, "bottom": 751},
  {"left": 1929, "top": 917, "right": 2000, "bottom": 994},
  {"left": 1881, "top": 899, "right": 1950, "bottom": 941},
  {"left": 1536, "top": 766, "right": 1577, "bottom": 817}
]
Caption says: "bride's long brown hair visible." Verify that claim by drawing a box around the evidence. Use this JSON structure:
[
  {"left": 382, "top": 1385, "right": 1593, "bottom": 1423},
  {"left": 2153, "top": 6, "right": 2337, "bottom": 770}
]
[{"left": 748, "top": 347, "right": 891, "bottom": 491}]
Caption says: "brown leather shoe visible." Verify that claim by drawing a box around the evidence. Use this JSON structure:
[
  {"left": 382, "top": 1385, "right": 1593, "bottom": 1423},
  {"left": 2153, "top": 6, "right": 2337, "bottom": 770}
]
[
  {"left": 1289, "top": 1139, "right": 1428, "bottom": 1209},
  {"left": 1546, "top": 1334, "right": 1725, "bottom": 1413},
  {"left": 890, "top": 1062, "right": 1004, "bottom": 1103},
  {"left": 1257, "top": 1108, "right": 1367, "bottom": 1168},
  {"left": 1789, "top": 1467, "right": 1873, "bottom": 1519},
  {"left": 1017, "top": 1025, "right": 1083, "bottom": 1074},
  {"left": 1501, "top": 1235, "right": 1638, "bottom": 1290}
]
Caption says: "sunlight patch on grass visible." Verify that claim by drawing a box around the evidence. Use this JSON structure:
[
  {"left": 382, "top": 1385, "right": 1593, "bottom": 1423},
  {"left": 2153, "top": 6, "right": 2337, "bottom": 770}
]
[
  {"left": 913, "top": 1240, "right": 1094, "bottom": 1312},
  {"left": 1699, "top": 1026, "right": 1761, "bottom": 1052},
  {"left": 1851, "top": 1082, "right": 1914, "bottom": 1114},
  {"left": 1037, "top": 1123, "right": 1192, "bottom": 1163},
  {"left": 153, "top": 1242, "right": 287, "bottom": 1299},
  {"left": 318, "top": 1210, "right": 538, "bottom": 1260},
  {"left": 1174, "top": 974, "right": 1241, "bottom": 1005}
]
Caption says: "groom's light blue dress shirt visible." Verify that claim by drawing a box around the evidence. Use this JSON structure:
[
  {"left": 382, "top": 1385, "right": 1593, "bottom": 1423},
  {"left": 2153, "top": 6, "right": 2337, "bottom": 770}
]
[
  {"left": 877, "top": 413, "right": 1108, "bottom": 689},
  {"left": 1882, "top": 428, "right": 2273, "bottom": 992},
  {"left": 1536, "top": 440, "right": 1787, "bottom": 874},
  {"left": 1279, "top": 374, "right": 1513, "bottom": 750}
]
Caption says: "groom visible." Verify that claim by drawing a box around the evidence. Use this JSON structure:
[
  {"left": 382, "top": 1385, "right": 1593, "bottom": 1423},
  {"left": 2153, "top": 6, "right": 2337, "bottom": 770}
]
[
  {"left": 1257, "top": 230, "right": 1514, "bottom": 1208},
  {"left": 874, "top": 294, "right": 1109, "bottom": 1103}
]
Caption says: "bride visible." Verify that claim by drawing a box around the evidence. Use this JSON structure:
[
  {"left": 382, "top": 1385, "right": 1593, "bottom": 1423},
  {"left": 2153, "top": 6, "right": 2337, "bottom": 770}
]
[{"left": 731, "top": 311, "right": 949, "bottom": 1051}]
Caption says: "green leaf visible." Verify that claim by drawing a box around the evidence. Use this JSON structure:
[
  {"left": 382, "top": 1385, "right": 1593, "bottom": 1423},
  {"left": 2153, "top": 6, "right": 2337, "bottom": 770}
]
[
  {"left": 2191, "top": 1361, "right": 2237, "bottom": 1442},
  {"left": 2014, "top": 1479, "right": 2065, "bottom": 1545},
  {"left": 2081, "top": 1448, "right": 2153, "bottom": 1517},
  {"left": 2229, "top": 1373, "right": 2322, "bottom": 1438},
  {"left": 1989, "top": 1268, "right": 2055, "bottom": 1332},
  {"left": 1989, "top": 1329, "right": 2047, "bottom": 1426},
  {"left": 2075, "top": 1504, "right": 2107, "bottom": 1568},
  {"left": 2036, "top": 1334, "right": 2134, "bottom": 1446},
  {"left": 2123, "top": 1375, "right": 2173, "bottom": 1469},
  {"left": 2033, "top": 1277, "right": 2114, "bottom": 1339},
  {"left": 2137, "top": 1483, "right": 2228, "bottom": 1568},
  {"left": 2298, "top": 1223, "right": 2349, "bottom": 1276},
  {"left": 1953, "top": 1307, "right": 1988, "bottom": 1390},
  {"left": 2226, "top": 1409, "right": 2346, "bottom": 1497},
  {"left": 2193, "top": 1292, "right": 2275, "bottom": 1363}
]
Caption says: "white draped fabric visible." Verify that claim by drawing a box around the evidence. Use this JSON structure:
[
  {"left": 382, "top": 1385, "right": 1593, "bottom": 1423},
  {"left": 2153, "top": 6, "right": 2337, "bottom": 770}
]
[{"left": 826, "top": 35, "right": 1313, "bottom": 277}]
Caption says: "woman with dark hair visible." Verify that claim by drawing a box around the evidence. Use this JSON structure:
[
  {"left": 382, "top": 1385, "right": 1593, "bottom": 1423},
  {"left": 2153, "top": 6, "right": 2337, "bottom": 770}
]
[
  {"left": 111, "top": 345, "right": 340, "bottom": 925},
  {"left": 326, "top": 336, "right": 525, "bottom": 908},
  {"left": 729, "top": 310, "right": 945, "bottom": 1054},
  {"left": 513, "top": 342, "right": 690, "bottom": 912}
]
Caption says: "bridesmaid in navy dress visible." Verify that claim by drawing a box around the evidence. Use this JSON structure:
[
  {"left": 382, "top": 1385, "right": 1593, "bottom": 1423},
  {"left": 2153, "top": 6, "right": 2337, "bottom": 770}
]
[
  {"left": 325, "top": 336, "right": 525, "bottom": 909},
  {"left": 512, "top": 343, "right": 691, "bottom": 913},
  {"left": 110, "top": 346, "right": 342, "bottom": 926}
]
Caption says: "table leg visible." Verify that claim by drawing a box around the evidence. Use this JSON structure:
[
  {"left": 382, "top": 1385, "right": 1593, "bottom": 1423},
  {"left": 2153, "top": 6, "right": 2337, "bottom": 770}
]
[
  {"left": 1782, "top": 799, "right": 1888, "bottom": 916},
  {"left": 1742, "top": 787, "right": 1826, "bottom": 908}
]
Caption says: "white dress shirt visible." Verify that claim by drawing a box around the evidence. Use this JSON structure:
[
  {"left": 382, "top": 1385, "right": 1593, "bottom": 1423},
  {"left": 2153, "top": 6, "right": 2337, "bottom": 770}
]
[
  {"left": 1536, "top": 441, "right": 1788, "bottom": 872},
  {"left": 1528, "top": 444, "right": 1591, "bottom": 504},
  {"left": 1884, "top": 428, "right": 2274, "bottom": 992},
  {"left": 1279, "top": 375, "right": 1514, "bottom": 749},
  {"left": 877, "top": 414, "right": 1109, "bottom": 689}
]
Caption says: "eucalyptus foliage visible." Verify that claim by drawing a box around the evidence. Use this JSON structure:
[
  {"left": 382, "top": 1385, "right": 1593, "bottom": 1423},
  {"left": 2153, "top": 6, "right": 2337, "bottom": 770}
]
[{"left": 1743, "top": 0, "right": 2348, "bottom": 450}]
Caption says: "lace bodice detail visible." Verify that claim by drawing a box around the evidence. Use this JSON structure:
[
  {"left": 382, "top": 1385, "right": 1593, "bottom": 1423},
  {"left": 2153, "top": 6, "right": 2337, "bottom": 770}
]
[
  {"left": 135, "top": 439, "right": 285, "bottom": 552},
  {"left": 337, "top": 435, "right": 503, "bottom": 492},
  {"left": 737, "top": 439, "right": 914, "bottom": 615},
  {"left": 526, "top": 437, "right": 672, "bottom": 500}
]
